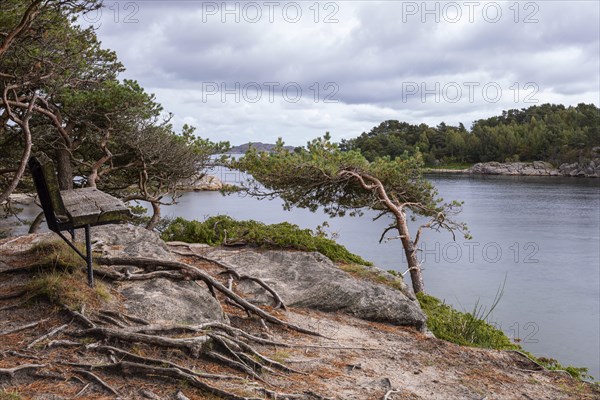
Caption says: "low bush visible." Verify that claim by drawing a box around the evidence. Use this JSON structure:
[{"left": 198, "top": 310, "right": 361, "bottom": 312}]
[{"left": 161, "top": 215, "right": 371, "bottom": 265}]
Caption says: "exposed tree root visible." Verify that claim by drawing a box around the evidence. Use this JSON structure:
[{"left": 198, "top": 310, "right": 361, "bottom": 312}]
[
  {"left": 176, "top": 390, "right": 191, "bottom": 400},
  {"left": 0, "top": 286, "right": 27, "bottom": 300},
  {"left": 0, "top": 318, "right": 48, "bottom": 335},
  {"left": 0, "top": 364, "right": 45, "bottom": 378},
  {"left": 69, "top": 312, "right": 314, "bottom": 398},
  {"left": 0, "top": 246, "right": 334, "bottom": 399},
  {"left": 205, "top": 350, "right": 267, "bottom": 383},
  {"left": 89, "top": 344, "right": 244, "bottom": 381},
  {"left": 98, "top": 309, "right": 150, "bottom": 326},
  {"left": 95, "top": 256, "right": 324, "bottom": 337},
  {"left": 74, "top": 369, "right": 120, "bottom": 396},
  {"left": 74, "top": 326, "right": 210, "bottom": 357},
  {"left": 93, "top": 361, "right": 264, "bottom": 400},
  {"left": 0, "top": 350, "right": 41, "bottom": 360},
  {"left": 26, "top": 323, "right": 68, "bottom": 348},
  {"left": 171, "top": 245, "right": 288, "bottom": 310},
  {"left": 74, "top": 382, "right": 91, "bottom": 397}
]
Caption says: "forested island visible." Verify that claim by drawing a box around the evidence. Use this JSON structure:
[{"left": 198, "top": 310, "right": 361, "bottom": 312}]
[{"left": 340, "top": 103, "right": 599, "bottom": 168}]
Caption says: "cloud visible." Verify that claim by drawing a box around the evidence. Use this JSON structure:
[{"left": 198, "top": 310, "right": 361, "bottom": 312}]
[{"left": 92, "top": 0, "right": 599, "bottom": 145}]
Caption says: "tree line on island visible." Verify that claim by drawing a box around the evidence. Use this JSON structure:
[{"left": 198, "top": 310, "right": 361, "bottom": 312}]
[{"left": 340, "top": 103, "right": 599, "bottom": 166}]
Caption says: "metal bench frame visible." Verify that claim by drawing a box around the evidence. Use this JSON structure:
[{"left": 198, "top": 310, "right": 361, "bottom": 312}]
[{"left": 28, "top": 152, "right": 130, "bottom": 287}]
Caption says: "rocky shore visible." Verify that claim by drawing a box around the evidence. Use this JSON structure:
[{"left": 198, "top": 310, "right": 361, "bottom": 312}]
[
  {"left": 1, "top": 224, "right": 598, "bottom": 399},
  {"left": 177, "top": 174, "right": 224, "bottom": 191},
  {"left": 426, "top": 159, "right": 600, "bottom": 177},
  {"left": 467, "top": 161, "right": 560, "bottom": 176}
]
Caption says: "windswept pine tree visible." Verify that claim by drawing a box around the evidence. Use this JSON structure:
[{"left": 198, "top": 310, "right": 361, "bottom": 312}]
[{"left": 233, "top": 134, "right": 470, "bottom": 294}]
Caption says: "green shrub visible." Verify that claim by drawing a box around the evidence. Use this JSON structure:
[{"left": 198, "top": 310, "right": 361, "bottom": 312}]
[{"left": 161, "top": 215, "right": 371, "bottom": 265}]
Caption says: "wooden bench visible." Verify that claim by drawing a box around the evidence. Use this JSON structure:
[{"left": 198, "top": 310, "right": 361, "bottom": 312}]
[{"left": 28, "top": 152, "right": 131, "bottom": 287}]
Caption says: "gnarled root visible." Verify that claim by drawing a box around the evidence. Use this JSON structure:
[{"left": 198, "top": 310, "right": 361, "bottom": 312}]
[{"left": 95, "top": 256, "right": 323, "bottom": 337}]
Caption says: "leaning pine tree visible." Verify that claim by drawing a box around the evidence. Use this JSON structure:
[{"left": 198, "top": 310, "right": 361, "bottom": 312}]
[{"left": 233, "top": 134, "right": 471, "bottom": 294}]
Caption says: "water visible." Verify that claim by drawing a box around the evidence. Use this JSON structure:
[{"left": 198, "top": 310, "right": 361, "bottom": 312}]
[{"left": 164, "top": 174, "right": 600, "bottom": 379}]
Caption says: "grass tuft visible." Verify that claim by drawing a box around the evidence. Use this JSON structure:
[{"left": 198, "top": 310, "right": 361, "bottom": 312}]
[
  {"left": 339, "top": 264, "right": 406, "bottom": 291},
  {"left": 417, "top": 292, "right": 517, "bottom": 350},
  {"left": 0, "top": 390, "right": 22, "bottom": 400},
  {"left": 25, "top": 240, "right": 112, "bottom": 310},
  {"left": 29, "top": 240, "right": 83, "bottom": 271}
]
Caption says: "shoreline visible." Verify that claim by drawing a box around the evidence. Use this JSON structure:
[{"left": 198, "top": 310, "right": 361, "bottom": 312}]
[{"left": 424, "top": 160, "right": 599, "bottom": 178}]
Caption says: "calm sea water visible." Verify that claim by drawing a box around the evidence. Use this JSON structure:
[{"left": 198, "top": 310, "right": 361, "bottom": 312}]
[{"left": 164, "top": 173, "right": 600, "bottom": 379}]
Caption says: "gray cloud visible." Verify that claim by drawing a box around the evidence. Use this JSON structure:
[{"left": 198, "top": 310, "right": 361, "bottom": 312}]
[{"left": 93, "top": 1, "right": 599, "bottom": 145}]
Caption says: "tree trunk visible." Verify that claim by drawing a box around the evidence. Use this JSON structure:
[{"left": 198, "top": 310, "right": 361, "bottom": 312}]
[
  {"left": 0, "top": 123, "right": 32, "bottom": 204},
  {"left": 28, "top": 211, "right": 45, "bottom": 233},
  {"left": 396, "top": 213, "right": 425, "bottom": 294},
  {"left": 145, "top": 201, "right": 161, "bottom": 230},
  {"left": 55, "top": 147, "right": 72, "bottom": 190}
]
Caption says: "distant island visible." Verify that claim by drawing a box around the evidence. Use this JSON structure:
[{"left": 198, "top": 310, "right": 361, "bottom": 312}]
[{"left": 227, "top": 142, "right": 295, "bottom": 154}]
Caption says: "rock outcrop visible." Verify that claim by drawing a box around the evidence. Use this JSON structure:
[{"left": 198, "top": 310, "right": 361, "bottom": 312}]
[
  {"left": 196, "top": 246, "right": 427, "bottom": 330},
  {"left": 119, "top": 278, "right": 228, "bottom": 325},
  {"left": 89, "top": 226, "right": 228, "bottom": 324},
  {"left": 467, "top": 160, "right": 600, "bottom": 177},
  {"left": 227, "top": 142, "right": 295, "bottom": 154},
  {"left": 177, "top": 174, "right": 223, "bottom": 191},
  {"left": 558, "top": 159, "right": 600, "bottom": 177},
  {"left": 91, "top": 224, "right": 173, "bottom": 259},
  {"left": 467, "top": 161, "right": 560, "bottom": 176}
]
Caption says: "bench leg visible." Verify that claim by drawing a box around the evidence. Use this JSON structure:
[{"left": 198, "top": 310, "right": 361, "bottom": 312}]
[{"left": 84, "top": 225, "right": 94, "bottom": 288}]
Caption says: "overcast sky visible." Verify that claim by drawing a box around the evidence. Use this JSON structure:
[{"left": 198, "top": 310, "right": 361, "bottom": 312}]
[{"left": 91, "top": 1, "right": 600, "bottom": 146}]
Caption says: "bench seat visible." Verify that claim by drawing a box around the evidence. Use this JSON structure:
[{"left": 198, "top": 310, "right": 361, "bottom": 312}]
[{"left": 60, "top": 187, "right": 130, "bottom": 228}]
